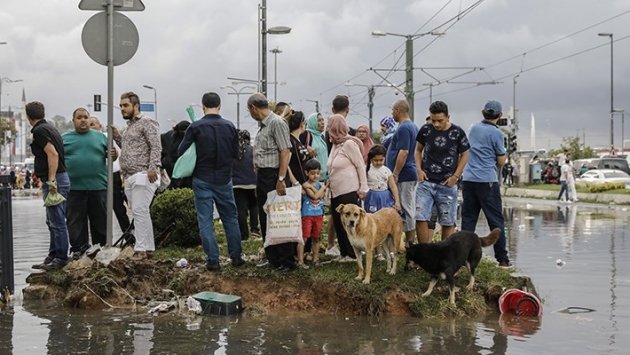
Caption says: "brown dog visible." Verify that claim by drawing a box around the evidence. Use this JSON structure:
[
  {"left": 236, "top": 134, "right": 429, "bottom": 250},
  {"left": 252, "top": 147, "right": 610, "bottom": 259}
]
[{"left": 336, "top": 204, "right": 403, "bottom": 284}]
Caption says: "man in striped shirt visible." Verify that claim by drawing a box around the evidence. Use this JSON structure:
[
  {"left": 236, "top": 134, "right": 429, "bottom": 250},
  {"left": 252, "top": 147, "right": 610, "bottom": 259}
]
[{"left": 248, "top": 93, "right": 295, "bottom": 272}]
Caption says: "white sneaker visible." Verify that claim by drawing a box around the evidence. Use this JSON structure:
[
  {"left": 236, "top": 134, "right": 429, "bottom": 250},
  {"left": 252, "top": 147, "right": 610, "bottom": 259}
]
[
  {"left": 573, "top": 199, "right": 579, "bottom": 202},
  {"left": 566, "top": 200, "right": 572, "bottom": 204},
  {"left": 325, "top": 246, "right": 340, "bottom": 256}
]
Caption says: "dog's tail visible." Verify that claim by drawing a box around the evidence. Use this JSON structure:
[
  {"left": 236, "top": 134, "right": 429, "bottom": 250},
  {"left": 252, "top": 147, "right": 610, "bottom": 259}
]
[{"left": 480, "top": 228, "right": 501, "bottom": 247}]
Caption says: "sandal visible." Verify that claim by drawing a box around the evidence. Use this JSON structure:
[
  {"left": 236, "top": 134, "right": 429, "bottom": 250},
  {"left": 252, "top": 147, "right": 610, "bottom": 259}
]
[
  {"left": 312, "top": 260, "right": 320, "bottom": 267},
  {"left": 298, "top": 263, "right": 310, "bottom": 270}
]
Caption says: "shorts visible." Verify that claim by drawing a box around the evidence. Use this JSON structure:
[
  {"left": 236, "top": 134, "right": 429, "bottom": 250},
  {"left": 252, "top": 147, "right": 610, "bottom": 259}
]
[
  {"left": 302, "top": 215, "right": 323, "bottom": 239},
  {"left": 397, "top": 181, "right": 417, "bottom": 232},
  {"left": 415, "top": 181, "right": 458, "bottom": 226}
]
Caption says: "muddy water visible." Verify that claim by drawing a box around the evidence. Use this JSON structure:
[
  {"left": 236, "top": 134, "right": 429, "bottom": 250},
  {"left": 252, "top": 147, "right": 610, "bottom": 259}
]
[{"left": 2, "top": 197, "right": 630, "bottom": 354}]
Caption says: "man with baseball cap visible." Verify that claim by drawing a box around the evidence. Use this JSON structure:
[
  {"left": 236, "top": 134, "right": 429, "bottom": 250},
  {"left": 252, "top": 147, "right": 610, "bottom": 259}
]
[{"left": 460, "top": 100, "right": 512, "bottom": 268}]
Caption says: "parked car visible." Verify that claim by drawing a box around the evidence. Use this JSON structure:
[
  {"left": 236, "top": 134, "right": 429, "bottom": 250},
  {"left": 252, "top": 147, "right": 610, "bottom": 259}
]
[
  {"left": 577, "top": 169, "right": 630, "bottom": 185},
  {"left": 580, "top": 157, "right": 630, "bottom": 174}
]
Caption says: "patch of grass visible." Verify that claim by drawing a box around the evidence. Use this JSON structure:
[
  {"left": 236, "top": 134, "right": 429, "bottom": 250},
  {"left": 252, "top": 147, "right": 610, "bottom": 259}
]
[
  {"left": 153, "top": 247, "right": 206, "bottom": 262},
  {"left": 167, "top": 274, "right": 187, "bottom": 294},
  {"left": 84, "top": 267, "right": 116, "bottom": 296},
  {"left": 44, "top": 270, "right": 71, "bottom": 288}
]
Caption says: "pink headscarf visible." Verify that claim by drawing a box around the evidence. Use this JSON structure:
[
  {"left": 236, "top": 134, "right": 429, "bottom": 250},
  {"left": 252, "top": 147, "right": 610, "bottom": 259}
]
[
  {"left": 328, "top": 114, "right": 363, "bottom": 148},
  {"left": 356, "top": 124, "right": 374, "bottom": 163}
]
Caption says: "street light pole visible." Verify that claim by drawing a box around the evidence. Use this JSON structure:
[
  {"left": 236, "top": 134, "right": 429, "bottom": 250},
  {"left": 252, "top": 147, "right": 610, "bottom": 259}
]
[
  {"left": 259, "top": 0, "right": 291, "bottom": 98},
  {"left": 221, "top": 85, "right": 256, "bottom": 129},
  {"left": 143, "top": 85, "right": 157, "bottom": 122},
  {"left": 371, "top": 30, "right": 445, "bottom": 121},
  {"left": 599, "top": 32, "right": 614, "bottom": 149},
  {"left": 270, "top": 47, "right": 282, "bottom": 102},
  {"left": 512, "top": 74, "right": 520, "bottom": 135}
]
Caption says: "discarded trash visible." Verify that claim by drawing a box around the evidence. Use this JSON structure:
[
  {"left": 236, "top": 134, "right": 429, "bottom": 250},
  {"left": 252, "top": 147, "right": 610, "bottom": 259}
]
[
  {"left": 523, "top": 216, "right": 535, "bottom": 220},
  {"left": 553, "top": 306, "right": 596, "bottom": 314},
  {"left": 556, "top": 259, "right": 566, "bottom": 267},
  {"left": 148, "top": 303, "right": 168, "bottom": 314},
  {"left": 622, "top": 207, "right": 628, "bottom": 212},
  {"left": 518, "top": 224, "right": 526, "bottom": 231},
  {"left": 186, "top": 296, "right": 203, "bottom": 314},
  {"left": 176, "top": 258, "right": 188, "bottom": 268},
  {"left": 525, "top": 203, "right": 533, "bottom": 209},
  {"left": 192, "top": 291, "right": 242, "bottom": 316},
  {"left": 94, "top": 247, "right": 122, "bottom": 266},
  {"left": 499, "top": 289, "right": 543, "bottom": 316}
]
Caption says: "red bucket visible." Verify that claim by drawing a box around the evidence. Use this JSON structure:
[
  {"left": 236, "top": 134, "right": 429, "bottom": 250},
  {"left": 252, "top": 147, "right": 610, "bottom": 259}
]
[{"left": 499, "top": 289, "right": 543, "bottom": 317}]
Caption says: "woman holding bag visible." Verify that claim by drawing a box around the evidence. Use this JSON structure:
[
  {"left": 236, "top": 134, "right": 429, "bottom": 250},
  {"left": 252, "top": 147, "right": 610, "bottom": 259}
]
[{"left": 327, "top": 114, "right": 369, "bottom": 262}]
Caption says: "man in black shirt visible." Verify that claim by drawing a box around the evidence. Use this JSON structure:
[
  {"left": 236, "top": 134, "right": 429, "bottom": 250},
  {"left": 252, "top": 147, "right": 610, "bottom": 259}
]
[{"left": 27, "top": 101, "right": 71, "bottom": 270}]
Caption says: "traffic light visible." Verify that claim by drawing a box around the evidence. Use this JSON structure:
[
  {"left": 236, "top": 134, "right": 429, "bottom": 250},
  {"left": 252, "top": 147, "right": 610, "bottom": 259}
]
[
  {"left": 94, "top": 94, "right": 101, "bottom": 112},
  {"left": 509, "top": 134, "right": 518, "bottom": 153}
]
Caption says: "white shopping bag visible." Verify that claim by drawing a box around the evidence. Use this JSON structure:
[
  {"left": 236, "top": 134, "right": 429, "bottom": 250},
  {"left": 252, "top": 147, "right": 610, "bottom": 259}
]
[{"left": 263, "top": 186, "right": 303, "bottom": 247}]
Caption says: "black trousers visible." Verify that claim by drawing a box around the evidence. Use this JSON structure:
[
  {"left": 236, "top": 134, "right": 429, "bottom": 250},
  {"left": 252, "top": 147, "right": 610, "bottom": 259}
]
[
  {"left": 113, "top": 171, "right": 131, "bottom": 232},
  {"left": 330, "top": 191, "right": 358, "bottom": 259},
  {"left": 66, "top": 190, "right": 107, "bottom": 252},
  {"left": 234, "top": 188, "right": 259, "bottom": 240},
  {"left": 257, "top": 168, "right": 296, "bottom": 269}
]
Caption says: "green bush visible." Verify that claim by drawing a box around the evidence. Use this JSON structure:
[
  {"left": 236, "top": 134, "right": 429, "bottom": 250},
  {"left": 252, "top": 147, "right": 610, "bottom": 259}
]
[
  {"left": 151, "top": 188, "right": 200, "bottom": 247},
  {"left": 589, "top": 182, "right": 626, "bottom": 193}
]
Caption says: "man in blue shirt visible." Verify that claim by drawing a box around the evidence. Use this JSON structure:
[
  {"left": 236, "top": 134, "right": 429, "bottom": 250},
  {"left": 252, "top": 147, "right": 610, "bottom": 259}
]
[
  {"left": 414, "top": 101, "right": 469, "bottom": 243},
  {"left": 461, "top": 100, "right": 511, "bottom": 267},
  {"left": 178, "top": 92, "right": 245, "bottom": 271},
  {"left": 386, "top": 99, "right": 418, "bottom": 246}
]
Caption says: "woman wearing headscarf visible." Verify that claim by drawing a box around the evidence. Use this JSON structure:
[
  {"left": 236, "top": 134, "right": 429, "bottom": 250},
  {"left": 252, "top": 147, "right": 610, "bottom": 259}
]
[
  {"left": 300, "top": 112, "right": 328, "bottom": 181},
  {"left": 379, "top": 115, "right": 397, "bottom": 149},
  {"left": 327, "top": 114, "right": 368, "bottom": 262},
  {"left": 355, "top": 124, "right": 374, "bottom": 163}
]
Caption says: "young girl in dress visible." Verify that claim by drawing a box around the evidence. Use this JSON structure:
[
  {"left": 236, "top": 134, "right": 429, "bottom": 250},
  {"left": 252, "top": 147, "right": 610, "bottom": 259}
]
[{"left": 363, "top": 145, "right": 401, "bottom": 260}]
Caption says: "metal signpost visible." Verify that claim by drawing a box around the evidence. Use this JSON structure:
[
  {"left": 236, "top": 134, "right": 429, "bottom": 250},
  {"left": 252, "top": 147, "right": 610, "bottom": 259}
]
[{"left": 79, "top": 0, "right": 144, "bottom": 245}]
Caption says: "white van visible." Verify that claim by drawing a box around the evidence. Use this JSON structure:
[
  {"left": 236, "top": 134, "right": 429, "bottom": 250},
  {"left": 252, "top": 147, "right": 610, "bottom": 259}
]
[{"left": 24, "top": 157, "right": 34, "bottom": 171}]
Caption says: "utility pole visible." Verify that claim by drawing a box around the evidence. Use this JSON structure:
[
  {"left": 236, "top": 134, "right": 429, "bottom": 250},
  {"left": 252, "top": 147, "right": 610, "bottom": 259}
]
[
  {"left": 405, "top": 36, "right": 414, "bottom": 121},
  {"left": 367, "top": 86, "right": 375, "bottom": 136},
  {"left": 306, "top": 99, "right": 319, "bottom": 113}
]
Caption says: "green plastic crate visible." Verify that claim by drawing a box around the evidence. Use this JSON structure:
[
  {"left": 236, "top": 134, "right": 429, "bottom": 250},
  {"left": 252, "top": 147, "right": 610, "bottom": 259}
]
[{"left": 192, "top": 291, "right": 242, "bottom": 316}]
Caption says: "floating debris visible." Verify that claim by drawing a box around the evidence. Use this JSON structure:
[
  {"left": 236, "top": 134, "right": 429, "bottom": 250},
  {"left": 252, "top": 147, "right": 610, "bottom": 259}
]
[{"left": 553, "top": 307, "right": 596, "bottom": 314}]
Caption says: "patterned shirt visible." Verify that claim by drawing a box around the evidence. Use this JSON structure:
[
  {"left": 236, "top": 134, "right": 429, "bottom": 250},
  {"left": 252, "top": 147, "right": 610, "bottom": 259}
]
[
  {"left": 416, "top": 123, "right": 469, "bottom": 183},
  {"left": 114, "top": 114, "right": 161, "bottom": 178},
  {"left": 254, "top": 111, "right": 292, "bottom": 169}
]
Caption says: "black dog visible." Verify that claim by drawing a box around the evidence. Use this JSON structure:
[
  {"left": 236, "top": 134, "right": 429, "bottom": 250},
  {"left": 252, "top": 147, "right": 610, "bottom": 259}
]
[{"left": 405, "top": 229, "right": 500, "bottom": 306}]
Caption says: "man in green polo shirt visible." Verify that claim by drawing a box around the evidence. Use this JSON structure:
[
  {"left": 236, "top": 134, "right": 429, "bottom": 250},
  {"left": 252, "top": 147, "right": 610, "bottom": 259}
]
[{"left": 63, "top": 108, "right": 113, "bottom": 260}]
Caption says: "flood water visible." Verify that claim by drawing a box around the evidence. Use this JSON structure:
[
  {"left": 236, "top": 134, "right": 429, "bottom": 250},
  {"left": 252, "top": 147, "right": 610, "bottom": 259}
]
[{"left": 1, "top": 197, "right": 630, "bottom": 354}]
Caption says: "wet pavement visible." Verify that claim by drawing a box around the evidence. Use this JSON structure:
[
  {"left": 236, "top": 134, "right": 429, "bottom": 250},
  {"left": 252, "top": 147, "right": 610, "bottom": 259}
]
[{"left": 1, "top": 196, "right": 630, "bottom": 354}]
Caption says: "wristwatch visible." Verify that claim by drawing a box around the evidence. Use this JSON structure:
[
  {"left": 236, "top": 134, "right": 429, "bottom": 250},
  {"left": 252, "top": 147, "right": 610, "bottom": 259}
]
[{"left": 278, "top": 176, "right": 285, "bottom": 182}]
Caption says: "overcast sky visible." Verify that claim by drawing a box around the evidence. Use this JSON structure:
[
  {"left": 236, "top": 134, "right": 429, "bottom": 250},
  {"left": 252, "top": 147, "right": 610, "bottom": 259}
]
[{"left": 1, "top": 0, "right": 629, "bottom": 151}]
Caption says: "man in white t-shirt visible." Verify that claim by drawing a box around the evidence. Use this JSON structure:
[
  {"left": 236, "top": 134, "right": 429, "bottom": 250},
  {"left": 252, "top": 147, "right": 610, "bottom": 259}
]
[
  {"left": 565, "top": 153, "right": 578, "bottom": 202},
  {"left": 557, "top": 158, "right": 572, "bottom": 203}
]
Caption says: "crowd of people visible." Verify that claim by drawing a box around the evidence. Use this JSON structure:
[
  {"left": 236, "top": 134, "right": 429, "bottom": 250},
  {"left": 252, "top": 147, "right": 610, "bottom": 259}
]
[{"left": 27, "top": 89, "right": 512, "bottom": 272}]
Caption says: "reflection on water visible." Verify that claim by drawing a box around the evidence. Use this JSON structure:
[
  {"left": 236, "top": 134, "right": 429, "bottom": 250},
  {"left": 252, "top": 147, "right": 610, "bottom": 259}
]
[{"left": 2, "top": 198, "right": 630, "bottom": 354}]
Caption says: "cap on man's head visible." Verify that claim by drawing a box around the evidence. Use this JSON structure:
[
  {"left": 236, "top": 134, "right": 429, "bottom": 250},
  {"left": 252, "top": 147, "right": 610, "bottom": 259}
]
[{"left": 483, "top": 100, "right": 502, "bottom": 115}]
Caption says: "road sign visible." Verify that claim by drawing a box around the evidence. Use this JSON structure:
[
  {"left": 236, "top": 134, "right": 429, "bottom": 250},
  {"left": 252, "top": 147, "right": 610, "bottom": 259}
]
[
  {"left": 79, "top": 0, "right": 145, "bottom": 11},
  {"left": 81, "top": 11, "right": 139, "bottom": 66},
  {"left": 140, "top": 103, "right": 154, "bottom": 112}
]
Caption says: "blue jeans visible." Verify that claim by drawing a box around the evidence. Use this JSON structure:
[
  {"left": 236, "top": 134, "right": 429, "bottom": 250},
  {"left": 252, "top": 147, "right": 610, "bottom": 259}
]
[
  {"left": 41, "top": 173, "right": 71, "bottom": 261},
  {"left": 557, "top": 181, "right": 568, "bottom": 201},
  {"left": 460, "top": 181, "right": 510, "bottom": 264},
  {"left": 415, "top": 181, "right": 458, "bottom": 226},
  {"left": 192, "top": 177, "right": 242, "bottom": 263}
]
